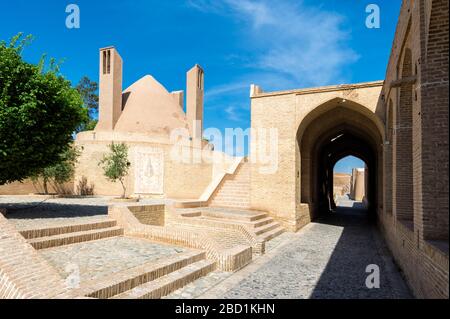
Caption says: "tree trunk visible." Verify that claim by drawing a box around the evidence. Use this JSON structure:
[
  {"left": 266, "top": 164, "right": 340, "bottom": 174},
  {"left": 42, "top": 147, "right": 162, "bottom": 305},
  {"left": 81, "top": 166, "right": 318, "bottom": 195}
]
[
  {"left": 119, "top": 179, "right": 126, "bottom": 199},
  {"left": 43, "top": 178, "right": 49, "bottom": 195}
]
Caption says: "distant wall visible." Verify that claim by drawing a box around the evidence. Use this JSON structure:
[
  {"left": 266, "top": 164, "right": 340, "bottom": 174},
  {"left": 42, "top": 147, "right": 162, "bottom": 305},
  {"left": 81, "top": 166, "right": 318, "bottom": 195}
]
[
  {"left": 350, "top": 168, "right": 365, "bottom": 201},
  {"left": 75, "top": 132, "right": 234, "bottom": 199},
  {"left": 0, "top": 179, "right": 74, "bottom": 196},
  {"left": 333, "top": 173, "right": 351, "bottom": 196}
]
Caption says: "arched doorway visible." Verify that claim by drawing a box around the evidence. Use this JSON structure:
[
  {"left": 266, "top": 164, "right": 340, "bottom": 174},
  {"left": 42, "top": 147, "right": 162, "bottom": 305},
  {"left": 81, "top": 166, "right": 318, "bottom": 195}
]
[
  {"left": 333, "top": 155, "right": 367, "bottom": 209},
  {"left": 296, "top": 99, "right": 383, "bottom": 221}
]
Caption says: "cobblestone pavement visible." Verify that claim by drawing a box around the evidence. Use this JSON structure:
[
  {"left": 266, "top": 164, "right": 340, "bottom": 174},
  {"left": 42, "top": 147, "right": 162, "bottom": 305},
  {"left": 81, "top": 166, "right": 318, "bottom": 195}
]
[
  {"left": 0, "top": 195, "right": 168, "bottom": 230},
  {"left": 164, "top": 271, "right": 232, "bottom": 299},
  {"left": 40, "top": 236, "right": 188, "bottom": 283},
  {"left": 197, "top": 204, "right": 412, "bottom": 299},
  {"left": 164, "top": 233, "right": 295, "bottom": 299},
  {"left": 2, "top": 196, "right": 413, "bottom": 298}
]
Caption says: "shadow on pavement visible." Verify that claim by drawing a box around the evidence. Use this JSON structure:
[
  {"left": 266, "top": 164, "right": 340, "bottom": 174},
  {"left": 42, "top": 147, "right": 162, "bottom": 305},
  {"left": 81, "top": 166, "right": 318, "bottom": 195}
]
[{"left": 310, "top": 205, "right": 412, "bottom": 299}]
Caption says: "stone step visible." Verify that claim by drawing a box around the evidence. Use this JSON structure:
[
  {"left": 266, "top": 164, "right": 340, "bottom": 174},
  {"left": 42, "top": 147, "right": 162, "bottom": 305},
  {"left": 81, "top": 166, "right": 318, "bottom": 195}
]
[
  {"left": 249, "top": 217, "right": 274, "bottom": 228},
  {"left": 112, "top": 260, "right": 216, "bottom": 299},
  {"left": 218, "top": 181, "right": 250, "bottom": 187},
  {"left": 28, "top": 226, "right": 124, "bottom": 250},
  {"left": 253, "top": 222, "right": 280, "bottom": 236},
  {"left": 20, "top": 219, "right": 117, "bottom": 239},
  {"left": 206, "top": 215, "right": 272, "bottom": 228},
  {"left": 212, "top": 189, "right": 249, "bottom": 195},
  {"left": 204, "top": 210, "right": 267, "bottom": 222},
  {"left": 210, "top": 200, "right": 251, "bottom": 205},
  {"left": 257, "top": 226, "right": 285, "bottom": 242},
  {"left": 216, "top": 185, "right": 250, "bottom": 190},
  {"left": 210, "top": 204, "right": 251, "bottom": 210},
  {"left": 211, "top": 190, "right": 250, "bottom": 195},
  {"left": 212, "top": 197, "right": 250, "bottom": 202},
  {"left": 174, "top": 200, "right": 207, "bottom": 209},
  {"left": 211, "top": 195, "right": 249, "bottom": 199},
  {"left": 179, "top": 211, "right": 202, "bottom": 218},
  {"left": 197, "top": 215, "right": 276, "bottom": 234},
  {"left": 210, "top": 199, "right": 250, "bottom": 205},
  {"left": 81, "top": 251, "right": 206, "bottom": 299},
  {"left": 209, "top": 162, "right": 251, "bottom": 210},
  {"left": 212, "top": 192, "right": 249, "bottom": 198}
]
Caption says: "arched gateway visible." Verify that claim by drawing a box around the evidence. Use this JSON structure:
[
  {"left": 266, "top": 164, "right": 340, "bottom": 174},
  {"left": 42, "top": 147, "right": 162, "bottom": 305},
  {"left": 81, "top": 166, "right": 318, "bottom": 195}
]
[{"left": 249, "top": 81, "right": 384, "bottom": 231}]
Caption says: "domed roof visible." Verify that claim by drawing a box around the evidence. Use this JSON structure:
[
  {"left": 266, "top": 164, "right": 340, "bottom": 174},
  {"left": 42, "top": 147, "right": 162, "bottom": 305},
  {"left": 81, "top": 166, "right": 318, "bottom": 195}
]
[{"left": 113, "top": 75, "right": 189, "bottom": 135}]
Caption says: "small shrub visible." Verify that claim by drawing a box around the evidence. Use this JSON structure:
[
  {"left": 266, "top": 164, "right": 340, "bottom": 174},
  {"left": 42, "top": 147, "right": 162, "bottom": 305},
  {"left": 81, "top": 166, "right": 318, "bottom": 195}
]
[
  {"left": 76, "top": 176, "right": 95, "bottom": 196},
  {"left": 98, "top": 143, "right": 130, "bottom": 198}
]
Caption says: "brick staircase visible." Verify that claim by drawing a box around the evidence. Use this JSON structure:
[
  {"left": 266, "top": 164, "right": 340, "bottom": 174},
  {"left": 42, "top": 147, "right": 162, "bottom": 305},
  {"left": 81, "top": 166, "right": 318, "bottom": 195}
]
[
  {"left": 19, "top": 218, "right": 216, "bottom": 299},
  {"left": 201, "top": 208, "right": 284, "bottom": 244},
  {"left": 20, "top": 219, "right": 124, "bottom": 250},
  {"left": 76, "top": 251, "right": 215, "bottom": 299},
  {"left": 209, "top": 162, "right": 250, "bottom": 209}
]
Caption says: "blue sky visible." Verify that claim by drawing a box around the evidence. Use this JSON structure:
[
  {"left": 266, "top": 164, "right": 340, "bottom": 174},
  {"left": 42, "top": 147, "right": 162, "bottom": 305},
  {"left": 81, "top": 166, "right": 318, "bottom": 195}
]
[
  {"left": 1, "top": 0, "right": 401, "bottom": 172},
  {"left": 334, "top": 156, "right": 365, "bottom": 174}
]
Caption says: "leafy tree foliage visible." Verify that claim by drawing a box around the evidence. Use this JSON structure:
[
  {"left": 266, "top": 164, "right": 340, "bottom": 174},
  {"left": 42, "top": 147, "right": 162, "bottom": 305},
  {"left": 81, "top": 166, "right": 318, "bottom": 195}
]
[
  {"left": 75, "top": 76, "right": 99, "bottom": 132},
  {"left": 31, "top": 144, "right": 81, "bottom": 194},
  {"left": 0, "top": 33, "right": 87, "bottom": 184},
  {"left": 99, "top": 143, "right": 130, "bottom": 198}
]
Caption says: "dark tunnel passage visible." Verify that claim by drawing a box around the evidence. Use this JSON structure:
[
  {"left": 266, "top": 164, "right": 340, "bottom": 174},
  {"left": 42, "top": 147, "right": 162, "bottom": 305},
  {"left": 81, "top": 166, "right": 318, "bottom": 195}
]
[
  {"left": 297, "top": 101, "right": 383, "bottom": 222},
  {"left": 317, "top": 129, "right": 377, "bottom": 217}
]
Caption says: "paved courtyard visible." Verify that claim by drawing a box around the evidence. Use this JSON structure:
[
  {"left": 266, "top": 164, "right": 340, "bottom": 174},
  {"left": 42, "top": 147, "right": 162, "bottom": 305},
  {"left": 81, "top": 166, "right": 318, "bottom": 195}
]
[
  {"left": 1, "top": 195, "right": 413, "bottom": 299},
  {"left": 0, "top": 195, "right": 168, "bottom": 230},
  {"left": 40, "top": 236, "right": 189, "bottom": 283}
]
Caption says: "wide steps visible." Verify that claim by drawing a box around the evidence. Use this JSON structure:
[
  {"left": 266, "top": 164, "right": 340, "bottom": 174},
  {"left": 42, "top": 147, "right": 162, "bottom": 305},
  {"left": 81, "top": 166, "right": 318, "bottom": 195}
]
[
  {"left": 257, "top": 226, "right": 285, "bottom": 242},
  {"left": 28, "top": 226, "right": 123, "bottom": 250},
  {"left": 112, "top": 260, "right": 215, "bottom": 299},
  {"left": 204, "top": 210, "right": 267, "bottom": 222},
  {"left": 20, "top": 219, "right": 117, "bottom": 239},
  {"left": 253, "top": 222, "right": 280, "bottom": 236},
  {"left": 249, "top": 217, "right": 274, "bottom": 228},
  {"left": 210, "top": 202, "right": 251, "bottom": 209},
  {"left": 209, "top": 162, "right": 251, "bottom": 209},
  {"left": 211, "top": 191, "right": 249, "bottom": 197},
  {"left": 80, "top": 251, "right": 206, "bottom": 299}
]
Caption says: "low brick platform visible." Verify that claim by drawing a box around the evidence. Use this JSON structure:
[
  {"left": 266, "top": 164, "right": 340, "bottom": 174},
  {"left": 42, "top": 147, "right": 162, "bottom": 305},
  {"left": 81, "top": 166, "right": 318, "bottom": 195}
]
[
  {"left": 40, "top": 237, "right": 191, "bottom": 283},
  {"left": 0, "top": 197, "right": 219, "bottom": 299},
  {"left": 174, "top": 207, "right": 285, "bottom": 254},
  {"left": 110, "top": 205, "right": 253, "bottom": 271}
]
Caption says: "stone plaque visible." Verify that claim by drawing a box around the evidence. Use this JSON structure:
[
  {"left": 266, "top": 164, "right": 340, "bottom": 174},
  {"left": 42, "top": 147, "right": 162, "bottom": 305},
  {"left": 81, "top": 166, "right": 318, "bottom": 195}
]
[{"left": 134, "top": 148, "right": 164, "bottom": 194}]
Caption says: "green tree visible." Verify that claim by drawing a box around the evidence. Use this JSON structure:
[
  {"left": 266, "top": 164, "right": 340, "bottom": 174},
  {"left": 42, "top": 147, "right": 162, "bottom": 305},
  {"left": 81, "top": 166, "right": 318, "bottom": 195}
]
[
  {"left": 0, "top": 33, "right": 88, "bottom": 184},
  {"left": 76, "top": 76, "right": 99, "bottom": 132},
  {"left": 31, "top": 144, "right": 81, "bottom": 194},
  {"left": 98, "top": 143, "right": 130, "bottom": 198}
]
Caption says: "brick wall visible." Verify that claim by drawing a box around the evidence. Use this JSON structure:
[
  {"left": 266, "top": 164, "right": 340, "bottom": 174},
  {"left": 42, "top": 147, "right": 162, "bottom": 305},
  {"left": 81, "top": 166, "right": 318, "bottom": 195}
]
[
  {"left": 395, "top": 46, "right": 414, "bottom": 222},
  {"left": 0, "top": 213, "right": 70, "bottom": 298},
  {"left": 128, "top": 205, "right": 165, "bottom": 226},
  {"left": 74, "top": 137, "right": 214, "bottom": 199},
  {"left": 419, "top": 0, "right": 449, "bottom": 241},
  {"left": 379, "top": 0, "right": 449, "bottom": 299},
  {"left": 0, "top": 178, "right": 74, "bottom": 195}
]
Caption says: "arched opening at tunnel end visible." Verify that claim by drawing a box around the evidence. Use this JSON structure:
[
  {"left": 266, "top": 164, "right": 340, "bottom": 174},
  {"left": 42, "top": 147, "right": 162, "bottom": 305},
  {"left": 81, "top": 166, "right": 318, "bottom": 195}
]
[
  {"left": 333, "top": 155, "right": 369, "bottom": 212},
  {"left": 297, "top": 99, "right": 383, "bottom": 222}
]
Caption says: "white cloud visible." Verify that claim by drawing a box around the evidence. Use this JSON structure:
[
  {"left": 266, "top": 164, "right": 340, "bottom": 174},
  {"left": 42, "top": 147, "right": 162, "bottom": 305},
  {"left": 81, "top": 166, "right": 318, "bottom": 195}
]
[
  {"left": 224, "top": 105, "right": 243, "bottom": 121},
  {"left": 205, "top": 82, "right": 249, "bottom": 101},
  {"left": 189, "top": 0, "right": 359, "bottom": 89}
]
